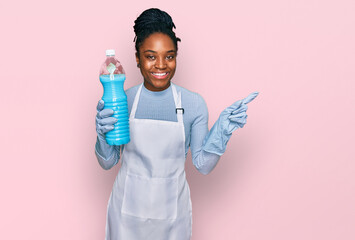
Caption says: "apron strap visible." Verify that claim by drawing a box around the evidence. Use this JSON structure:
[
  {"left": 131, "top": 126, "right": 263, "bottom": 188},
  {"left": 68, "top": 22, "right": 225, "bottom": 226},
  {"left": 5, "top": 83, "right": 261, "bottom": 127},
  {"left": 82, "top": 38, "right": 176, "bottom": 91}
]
[
  {"left": 130, "top": 84, "right": 143, "bottom": 119},
  {"left": 171, "top": 83, "right": 183, "bottom": 124}
]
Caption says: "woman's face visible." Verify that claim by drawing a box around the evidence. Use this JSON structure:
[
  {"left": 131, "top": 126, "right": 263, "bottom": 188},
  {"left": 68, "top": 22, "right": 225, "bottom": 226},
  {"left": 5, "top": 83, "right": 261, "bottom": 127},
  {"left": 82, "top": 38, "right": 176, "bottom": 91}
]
[{"left": 136, "top": 32, "right": 177, "bottom": 91}]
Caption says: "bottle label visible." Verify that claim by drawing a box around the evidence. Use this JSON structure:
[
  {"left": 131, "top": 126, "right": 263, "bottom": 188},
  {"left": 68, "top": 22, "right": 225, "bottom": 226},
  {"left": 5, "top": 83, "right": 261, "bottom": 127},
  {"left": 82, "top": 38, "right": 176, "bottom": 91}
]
[{"left": 107, "top": 63, "right": 116, "bottom": 80}]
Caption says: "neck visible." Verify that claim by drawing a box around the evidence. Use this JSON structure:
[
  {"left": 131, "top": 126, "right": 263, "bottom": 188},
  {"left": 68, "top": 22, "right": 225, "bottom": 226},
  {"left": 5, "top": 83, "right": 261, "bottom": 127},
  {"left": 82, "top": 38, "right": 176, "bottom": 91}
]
[{"left": 143, "top": 80, "right": 171, "bottom": 92}]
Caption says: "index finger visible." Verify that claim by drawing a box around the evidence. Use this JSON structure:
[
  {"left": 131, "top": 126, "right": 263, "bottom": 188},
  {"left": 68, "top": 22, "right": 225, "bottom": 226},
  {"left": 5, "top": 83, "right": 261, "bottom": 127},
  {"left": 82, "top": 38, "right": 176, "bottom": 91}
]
[
  {"left": 242, "top": 91, "right": 259, "bottom": 104},
  {"left": 97, "top": 99, "right": 104, "bottom": 111}
]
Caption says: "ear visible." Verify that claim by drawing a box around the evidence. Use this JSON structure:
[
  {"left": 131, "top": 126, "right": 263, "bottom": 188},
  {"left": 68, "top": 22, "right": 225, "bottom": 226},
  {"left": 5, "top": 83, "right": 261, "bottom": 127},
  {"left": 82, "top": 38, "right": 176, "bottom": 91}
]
[{"left": 135, "top": 52, "right": 140, "bottom": 65}]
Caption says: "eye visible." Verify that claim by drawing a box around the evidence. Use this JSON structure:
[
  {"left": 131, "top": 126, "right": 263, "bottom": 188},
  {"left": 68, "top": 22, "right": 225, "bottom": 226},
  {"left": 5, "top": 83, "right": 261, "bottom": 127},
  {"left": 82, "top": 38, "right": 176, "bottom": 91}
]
[
  {"left": 146, "top": 55, "right": 156, "bottom": 60},
  {"left": 166, "top": 55, "right": 175, "bottom": 60}
]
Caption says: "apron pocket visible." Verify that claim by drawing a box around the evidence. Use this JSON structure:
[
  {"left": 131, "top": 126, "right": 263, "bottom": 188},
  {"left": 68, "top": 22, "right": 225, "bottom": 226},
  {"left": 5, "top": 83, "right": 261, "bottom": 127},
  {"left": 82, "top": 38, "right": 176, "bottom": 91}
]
[{"left": 122, "top": 173, "right": 178, "bottom": 220}]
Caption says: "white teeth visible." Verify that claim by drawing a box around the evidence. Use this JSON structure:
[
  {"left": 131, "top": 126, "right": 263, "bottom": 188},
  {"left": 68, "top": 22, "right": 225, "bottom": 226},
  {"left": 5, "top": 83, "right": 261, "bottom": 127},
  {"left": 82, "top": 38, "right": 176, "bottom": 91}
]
[{"left": 152, "top": 72, "right": 167, "bottom": 76}]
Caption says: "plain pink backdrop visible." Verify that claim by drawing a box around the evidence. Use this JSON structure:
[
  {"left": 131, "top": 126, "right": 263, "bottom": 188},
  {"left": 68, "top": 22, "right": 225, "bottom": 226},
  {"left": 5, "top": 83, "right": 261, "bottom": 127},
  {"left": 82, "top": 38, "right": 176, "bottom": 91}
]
[{"left": 1, "top": 0, "right": 354, "bottom": 239}]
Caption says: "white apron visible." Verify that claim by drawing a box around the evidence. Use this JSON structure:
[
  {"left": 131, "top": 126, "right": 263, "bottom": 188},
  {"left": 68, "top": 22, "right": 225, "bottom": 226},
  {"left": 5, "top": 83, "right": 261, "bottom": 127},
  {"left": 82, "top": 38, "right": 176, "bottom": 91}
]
[{"left": 105, "top": 83, "right": 192, "bottom": 240}]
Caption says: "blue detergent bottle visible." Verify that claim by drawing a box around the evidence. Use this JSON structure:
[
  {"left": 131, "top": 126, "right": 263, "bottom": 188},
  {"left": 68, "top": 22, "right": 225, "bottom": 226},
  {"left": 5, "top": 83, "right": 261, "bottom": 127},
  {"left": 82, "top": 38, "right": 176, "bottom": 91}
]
[{"left": 99, "top": 49, "right": 130, "bottom": 145}]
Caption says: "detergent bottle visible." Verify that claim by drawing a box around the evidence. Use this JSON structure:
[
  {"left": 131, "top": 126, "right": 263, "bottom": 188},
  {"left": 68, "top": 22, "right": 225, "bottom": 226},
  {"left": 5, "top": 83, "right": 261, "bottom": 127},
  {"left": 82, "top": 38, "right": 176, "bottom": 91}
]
[{"left": 99, "top": 49, "right": 130, "bottom": 145}]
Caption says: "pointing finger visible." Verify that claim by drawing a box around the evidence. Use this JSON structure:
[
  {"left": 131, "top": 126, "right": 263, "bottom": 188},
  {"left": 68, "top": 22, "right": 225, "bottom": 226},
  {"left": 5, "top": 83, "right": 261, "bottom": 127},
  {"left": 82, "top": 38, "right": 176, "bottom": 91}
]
[{"left": 242, "top": 91, "right": 259, "bottom": 104}]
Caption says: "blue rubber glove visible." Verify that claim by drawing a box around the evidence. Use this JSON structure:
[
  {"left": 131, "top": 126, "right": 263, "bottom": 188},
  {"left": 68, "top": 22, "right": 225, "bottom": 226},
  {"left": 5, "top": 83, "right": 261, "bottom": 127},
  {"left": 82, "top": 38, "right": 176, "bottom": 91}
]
[
  {"left": 202, "top": 92, "right": 259, "bottom": 156},
  {"left": 96, "top": 100, "right": 118, "bottom": 140},
  {"left": 95, "top": 100, "right": 120, "bottom": 169}
]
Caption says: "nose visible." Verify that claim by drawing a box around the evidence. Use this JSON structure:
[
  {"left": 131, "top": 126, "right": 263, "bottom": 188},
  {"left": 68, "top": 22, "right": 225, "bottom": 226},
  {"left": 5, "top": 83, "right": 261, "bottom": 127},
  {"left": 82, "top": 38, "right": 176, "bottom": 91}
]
[{"left": 155, "top": 57, "right": 166, "bottom": 69}]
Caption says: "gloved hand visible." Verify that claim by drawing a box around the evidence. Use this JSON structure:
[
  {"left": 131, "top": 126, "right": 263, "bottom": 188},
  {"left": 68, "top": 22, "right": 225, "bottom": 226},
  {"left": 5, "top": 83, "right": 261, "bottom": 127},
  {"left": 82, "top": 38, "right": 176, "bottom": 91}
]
[
  {"left": 202, "top": 91, "right": 259, "bottom": 156},
  {"left": 96, "top": 100, "right": 118, "bottom": 140}
]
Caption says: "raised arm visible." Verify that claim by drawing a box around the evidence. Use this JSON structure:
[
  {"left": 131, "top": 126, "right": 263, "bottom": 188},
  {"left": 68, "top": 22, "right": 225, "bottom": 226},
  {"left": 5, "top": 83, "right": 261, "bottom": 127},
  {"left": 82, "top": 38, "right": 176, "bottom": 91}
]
[
  {"left": 202, "top": 91, "right": 258, "bottom": 156},
  {"left": 190, "top": 92, "right": 258, "bottom": 175},
  {"left": 189, "top": 97, "right": 221, "bottom": 175}
]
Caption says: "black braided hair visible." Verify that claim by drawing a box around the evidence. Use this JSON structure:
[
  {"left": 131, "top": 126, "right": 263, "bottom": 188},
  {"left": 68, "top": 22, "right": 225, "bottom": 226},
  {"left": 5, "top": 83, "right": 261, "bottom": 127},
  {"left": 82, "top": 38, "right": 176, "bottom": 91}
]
[{"left": 133, "top": 8, "right": 181, "bottom": 57}]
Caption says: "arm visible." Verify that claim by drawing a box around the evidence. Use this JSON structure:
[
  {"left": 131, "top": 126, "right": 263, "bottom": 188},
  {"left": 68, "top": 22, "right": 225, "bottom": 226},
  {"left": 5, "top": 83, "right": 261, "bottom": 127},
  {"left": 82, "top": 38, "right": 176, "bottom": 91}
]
[
  {"left": 202, "top": 91, "right": 259, "bottom": 156},
  {"left": 191, "top": 92, "right": 259, "bottom": 175},
  {"left": 190, "top": 97, "right": 221, "bottom": 175}
]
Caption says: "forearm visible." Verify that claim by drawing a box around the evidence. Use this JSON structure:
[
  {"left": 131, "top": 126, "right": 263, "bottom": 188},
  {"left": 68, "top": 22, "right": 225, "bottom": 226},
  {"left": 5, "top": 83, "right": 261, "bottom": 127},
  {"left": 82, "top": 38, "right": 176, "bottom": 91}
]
[
  {"left": 192, "top": 150, "right": 220, "bottom": 175},
  {"left": 95, "top": 136, "right": 120, "bottom": 170},
  {"left": 201, "top": 119, "right": 232, "bottom": 156},
  {"left": 189, "top": 95, "right": 222, "bottom": 175}
]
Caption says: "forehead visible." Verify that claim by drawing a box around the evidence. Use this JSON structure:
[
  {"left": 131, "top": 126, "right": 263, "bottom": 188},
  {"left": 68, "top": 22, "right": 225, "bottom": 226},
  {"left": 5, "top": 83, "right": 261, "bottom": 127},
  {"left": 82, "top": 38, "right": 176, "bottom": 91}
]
[{"left": 140, "top": 32, "right": 176, "bottom": 52}]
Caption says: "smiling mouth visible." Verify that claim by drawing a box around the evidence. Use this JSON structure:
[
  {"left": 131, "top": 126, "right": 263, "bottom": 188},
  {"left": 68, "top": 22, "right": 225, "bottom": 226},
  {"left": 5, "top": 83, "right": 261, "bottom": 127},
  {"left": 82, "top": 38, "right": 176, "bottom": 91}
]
[{"left": 151, "top": 72, "right": 169, "bottom": 79}]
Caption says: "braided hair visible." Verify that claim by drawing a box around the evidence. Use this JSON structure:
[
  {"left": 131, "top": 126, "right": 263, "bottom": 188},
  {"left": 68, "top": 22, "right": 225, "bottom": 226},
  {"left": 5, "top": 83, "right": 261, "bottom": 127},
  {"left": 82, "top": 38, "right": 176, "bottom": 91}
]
[{"left": 133, "top": 8, "right": 181, "bottom": 57}]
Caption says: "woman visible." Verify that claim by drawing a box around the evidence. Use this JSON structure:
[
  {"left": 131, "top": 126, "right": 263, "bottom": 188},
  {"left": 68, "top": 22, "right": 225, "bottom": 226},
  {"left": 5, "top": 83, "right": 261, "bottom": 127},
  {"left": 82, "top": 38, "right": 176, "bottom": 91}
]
[{"left": 95, "top": 8, "right": 258, "bottom": 240}]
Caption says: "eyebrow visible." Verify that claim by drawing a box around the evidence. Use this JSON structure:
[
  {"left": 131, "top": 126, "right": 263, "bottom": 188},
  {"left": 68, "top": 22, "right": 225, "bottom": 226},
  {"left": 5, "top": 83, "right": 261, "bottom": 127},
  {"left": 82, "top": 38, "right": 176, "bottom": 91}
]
[{"left": 143, "top": 50, "right": 176, "bottom": 53}]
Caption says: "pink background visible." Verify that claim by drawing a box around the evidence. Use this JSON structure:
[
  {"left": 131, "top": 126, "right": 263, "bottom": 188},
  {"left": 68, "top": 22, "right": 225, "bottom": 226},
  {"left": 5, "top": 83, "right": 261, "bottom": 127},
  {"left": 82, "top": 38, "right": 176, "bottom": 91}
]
[{"left": 1, "top": 0, "right": 354, "bottom": 239}]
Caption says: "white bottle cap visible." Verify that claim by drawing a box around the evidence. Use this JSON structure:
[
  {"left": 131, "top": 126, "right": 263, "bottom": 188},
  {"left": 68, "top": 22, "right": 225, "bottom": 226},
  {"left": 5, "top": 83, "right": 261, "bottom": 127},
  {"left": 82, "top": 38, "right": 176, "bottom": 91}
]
[{"left": 106, "top": 49, "right": 115, "bottom": 56}]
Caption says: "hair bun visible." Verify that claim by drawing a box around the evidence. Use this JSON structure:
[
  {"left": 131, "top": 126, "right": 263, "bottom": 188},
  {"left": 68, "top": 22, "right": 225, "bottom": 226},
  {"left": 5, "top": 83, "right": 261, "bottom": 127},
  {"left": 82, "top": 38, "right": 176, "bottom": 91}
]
[
  {"left": 134, "top": 8, "right": 176, "bottom": 35},
  {"left": 133, "top": 8, "right": 181, "bottom": 53}
]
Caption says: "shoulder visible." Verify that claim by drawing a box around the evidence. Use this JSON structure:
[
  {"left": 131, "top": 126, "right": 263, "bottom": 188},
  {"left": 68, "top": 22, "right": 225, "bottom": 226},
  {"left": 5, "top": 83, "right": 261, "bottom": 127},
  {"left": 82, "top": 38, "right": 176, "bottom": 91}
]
[
  {"left": 125, "top": 84, "right": 140, "bottom": 96},
  {"left": 174, "top": 84, "right": 207, "bottom": 108},
  {"left": 173, "top": 84, "right": 208, "bottom": 123},
  {"left": 125, "top": 84, "right": 141, "bottom": 103}
]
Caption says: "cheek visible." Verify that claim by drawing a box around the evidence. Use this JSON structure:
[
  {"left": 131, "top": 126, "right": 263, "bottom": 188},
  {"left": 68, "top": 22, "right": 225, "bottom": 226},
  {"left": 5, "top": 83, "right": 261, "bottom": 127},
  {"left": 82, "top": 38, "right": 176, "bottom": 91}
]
[
  {"left": 169, "top": 61, "right": 177, "bottom": 70},
  {"left": 141, "top": 62, "right": 153, "bottom": 72}
]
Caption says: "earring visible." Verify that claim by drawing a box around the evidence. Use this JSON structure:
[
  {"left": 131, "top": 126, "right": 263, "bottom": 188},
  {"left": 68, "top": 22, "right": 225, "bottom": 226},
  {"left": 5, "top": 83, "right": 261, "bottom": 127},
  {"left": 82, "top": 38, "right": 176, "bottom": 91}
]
[{"left": 137, "top": 63, "right": 140, "bottom": 68}]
